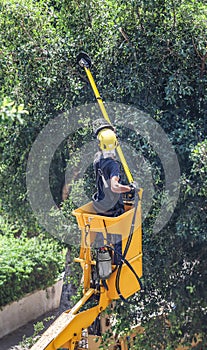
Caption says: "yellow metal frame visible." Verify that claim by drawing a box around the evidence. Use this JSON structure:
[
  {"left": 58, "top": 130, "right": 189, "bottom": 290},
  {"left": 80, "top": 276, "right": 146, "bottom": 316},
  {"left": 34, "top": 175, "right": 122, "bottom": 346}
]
[{"left": 73, "top": 199, "right": 142, "bottom": 299}]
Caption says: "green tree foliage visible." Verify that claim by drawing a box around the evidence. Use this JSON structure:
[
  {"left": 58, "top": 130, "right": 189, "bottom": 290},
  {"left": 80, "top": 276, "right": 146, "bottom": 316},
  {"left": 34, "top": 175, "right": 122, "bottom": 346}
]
[
  {"left": 0, "top": 0, "right": 207, "bottom": 347},
  {"left": 0, "top": 231, "right": 65, "bottom": 307}
]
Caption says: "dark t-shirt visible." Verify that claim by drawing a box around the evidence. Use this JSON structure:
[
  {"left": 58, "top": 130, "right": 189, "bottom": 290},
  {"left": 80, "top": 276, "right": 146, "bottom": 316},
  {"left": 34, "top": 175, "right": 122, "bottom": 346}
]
[{"left": 93, "top": 156, "right": 124, "bottom": 216}]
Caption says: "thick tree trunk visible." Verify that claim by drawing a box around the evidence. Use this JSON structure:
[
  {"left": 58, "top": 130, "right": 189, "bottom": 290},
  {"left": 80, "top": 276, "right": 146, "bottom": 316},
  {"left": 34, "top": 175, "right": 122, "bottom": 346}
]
[{"left": 59, "top": 247, "right": 76, "bottom": 314}]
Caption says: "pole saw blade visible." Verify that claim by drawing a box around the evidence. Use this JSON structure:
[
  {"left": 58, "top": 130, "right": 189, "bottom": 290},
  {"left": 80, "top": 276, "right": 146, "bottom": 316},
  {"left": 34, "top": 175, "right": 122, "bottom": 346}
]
[{"left": 77, "top": 51, "right": 92, "bottom": 68}]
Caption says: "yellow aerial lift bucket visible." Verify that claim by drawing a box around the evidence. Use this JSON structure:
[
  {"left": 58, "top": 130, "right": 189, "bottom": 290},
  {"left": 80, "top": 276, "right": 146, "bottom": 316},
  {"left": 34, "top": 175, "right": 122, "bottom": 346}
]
[{"left": 73, "top": 195, "right": 142, "bottom": 300}]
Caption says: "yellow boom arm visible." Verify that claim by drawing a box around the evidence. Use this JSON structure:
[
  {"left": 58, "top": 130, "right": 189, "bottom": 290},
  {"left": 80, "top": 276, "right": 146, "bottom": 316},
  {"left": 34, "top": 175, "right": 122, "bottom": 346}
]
[{"left": 30, "top": 287, "right": 111, "bottom": 350}]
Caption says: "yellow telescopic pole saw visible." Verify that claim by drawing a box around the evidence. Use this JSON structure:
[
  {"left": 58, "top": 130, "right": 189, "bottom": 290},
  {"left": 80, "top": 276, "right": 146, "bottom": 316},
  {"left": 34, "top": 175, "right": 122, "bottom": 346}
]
[{"left": 77, "top": 51, "right": 134, "bottom": 184}]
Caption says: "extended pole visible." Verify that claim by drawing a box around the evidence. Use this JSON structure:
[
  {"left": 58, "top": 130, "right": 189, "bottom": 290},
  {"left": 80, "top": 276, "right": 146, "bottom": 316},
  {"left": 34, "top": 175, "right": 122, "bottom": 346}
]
[{"left": 77, "top": 52, "right": 134, "bottom": 184}]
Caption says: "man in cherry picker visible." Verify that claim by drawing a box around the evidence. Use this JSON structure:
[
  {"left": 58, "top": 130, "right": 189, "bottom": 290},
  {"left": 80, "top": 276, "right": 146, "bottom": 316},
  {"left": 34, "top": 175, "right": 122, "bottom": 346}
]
[
  {"left": 92, "top": 121, "right": 135, "bottom": 262},
  {"left": 92, "top": 120, "right": 134, "bottom": 217}
]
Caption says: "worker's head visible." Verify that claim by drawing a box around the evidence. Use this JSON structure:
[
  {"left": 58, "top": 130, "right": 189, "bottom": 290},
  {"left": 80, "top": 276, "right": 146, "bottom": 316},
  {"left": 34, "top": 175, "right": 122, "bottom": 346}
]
[
  {"left": 93, "top": 119, "right": 118, "bottom": 158},
  {"left": 97, "top": 128, "right": 118, "bottom": 158}
]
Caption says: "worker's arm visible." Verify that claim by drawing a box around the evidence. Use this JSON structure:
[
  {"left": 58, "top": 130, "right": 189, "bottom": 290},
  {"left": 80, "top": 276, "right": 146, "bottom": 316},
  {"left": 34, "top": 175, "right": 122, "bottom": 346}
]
[{"left": 110, "top": 176, "right": 131, "bottom": 193}]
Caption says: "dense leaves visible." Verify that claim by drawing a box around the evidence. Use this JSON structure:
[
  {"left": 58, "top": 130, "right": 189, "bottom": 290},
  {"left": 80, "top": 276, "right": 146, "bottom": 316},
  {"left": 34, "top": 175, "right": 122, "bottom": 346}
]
[{"left": 0, "top": 233, "right": 65, "bottom": 307}]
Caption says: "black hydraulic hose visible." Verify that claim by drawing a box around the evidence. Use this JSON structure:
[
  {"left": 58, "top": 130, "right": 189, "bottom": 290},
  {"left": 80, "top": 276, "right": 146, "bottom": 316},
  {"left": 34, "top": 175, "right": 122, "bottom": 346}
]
[
  {"left": 122, "top": 192, "right": 139, "bottom": 259},
  {"left": 115, "top": 192, "right": 144, "bottom": 304},
  {"left": 106, "top": 244, "right": 143, "bottom": 304}
]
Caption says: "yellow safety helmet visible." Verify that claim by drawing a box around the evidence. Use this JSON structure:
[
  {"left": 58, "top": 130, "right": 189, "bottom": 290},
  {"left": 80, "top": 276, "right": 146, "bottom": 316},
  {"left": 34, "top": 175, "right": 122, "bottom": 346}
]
[{"left": 97, "top": 128, "right": 118, "bottom": 151}]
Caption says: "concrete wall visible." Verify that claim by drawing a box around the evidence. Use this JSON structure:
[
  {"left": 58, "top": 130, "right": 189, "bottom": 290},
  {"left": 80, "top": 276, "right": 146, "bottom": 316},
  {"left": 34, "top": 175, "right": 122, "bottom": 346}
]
[{"left": 0, "top": 279, "right": 63, "bottom": 339}]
